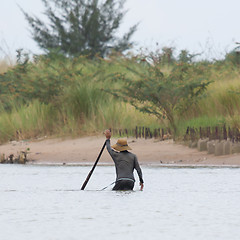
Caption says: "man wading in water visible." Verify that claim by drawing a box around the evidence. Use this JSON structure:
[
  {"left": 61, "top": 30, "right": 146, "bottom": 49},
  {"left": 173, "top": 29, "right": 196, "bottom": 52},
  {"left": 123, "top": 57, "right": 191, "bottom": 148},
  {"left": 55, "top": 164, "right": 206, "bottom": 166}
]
[{"left": 104, "top": 129, "right": 144, "bottom": 191}]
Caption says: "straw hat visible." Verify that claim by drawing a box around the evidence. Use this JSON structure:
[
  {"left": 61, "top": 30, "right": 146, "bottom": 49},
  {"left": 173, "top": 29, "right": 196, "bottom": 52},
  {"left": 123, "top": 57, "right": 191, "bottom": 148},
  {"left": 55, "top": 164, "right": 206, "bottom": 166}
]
[{"left": 112, "top": 139, "right": 132, "bottom": 152}]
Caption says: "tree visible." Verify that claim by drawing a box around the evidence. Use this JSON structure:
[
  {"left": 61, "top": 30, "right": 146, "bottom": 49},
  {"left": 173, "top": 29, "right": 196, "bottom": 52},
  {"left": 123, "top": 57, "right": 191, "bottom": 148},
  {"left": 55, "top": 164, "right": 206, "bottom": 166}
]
[
  {"left": 106, "top": 60, "right": 212, "bottom": 138},
  {"left": 21, "top": 0, "right": 137, "bottom": 58},
  {"left": 177, "top": 49, "right": 201, "bottom": 63}
]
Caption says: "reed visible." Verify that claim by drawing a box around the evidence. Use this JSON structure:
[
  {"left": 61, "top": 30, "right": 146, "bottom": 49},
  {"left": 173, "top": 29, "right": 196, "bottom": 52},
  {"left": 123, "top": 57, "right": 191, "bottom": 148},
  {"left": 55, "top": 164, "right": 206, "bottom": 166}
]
[
  {"left": 181, "top": 67, "right": 240, "bottom": 120},
  {"left": 0, "top": 100, "right": 55, "bottom": 143},
  {"left": 0, "top": 58, "right": 12, "bottom": 73},
  {"left": 0, "top": 54, "right": 240, "bottom": 143}
]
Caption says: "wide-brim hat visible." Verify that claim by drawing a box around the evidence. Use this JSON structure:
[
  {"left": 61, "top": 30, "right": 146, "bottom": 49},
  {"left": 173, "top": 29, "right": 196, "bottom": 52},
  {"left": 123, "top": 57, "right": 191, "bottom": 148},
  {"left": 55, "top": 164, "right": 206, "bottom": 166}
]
[{"left": 112, "top": 139, "right": 132, "bottom": 152}]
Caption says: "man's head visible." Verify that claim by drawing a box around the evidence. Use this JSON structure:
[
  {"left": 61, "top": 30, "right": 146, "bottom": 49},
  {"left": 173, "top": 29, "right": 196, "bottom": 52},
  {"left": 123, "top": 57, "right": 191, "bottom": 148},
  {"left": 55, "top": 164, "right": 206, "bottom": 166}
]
[{"left": 112, "top": 139, "right": 132, "bottom": 152}]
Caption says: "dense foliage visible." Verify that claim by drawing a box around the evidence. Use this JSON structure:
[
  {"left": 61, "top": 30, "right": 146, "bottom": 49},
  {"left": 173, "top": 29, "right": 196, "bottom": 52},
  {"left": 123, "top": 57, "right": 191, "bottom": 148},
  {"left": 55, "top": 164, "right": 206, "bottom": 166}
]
[
  {"left": 1, "top": 47, "right": 240, "bottom": 143},
  {"left": 21, "top": 0, "right": 137, "bottom": 58},
  {"left": 106, "top": 60, "right": 212, "bottom": 137}
]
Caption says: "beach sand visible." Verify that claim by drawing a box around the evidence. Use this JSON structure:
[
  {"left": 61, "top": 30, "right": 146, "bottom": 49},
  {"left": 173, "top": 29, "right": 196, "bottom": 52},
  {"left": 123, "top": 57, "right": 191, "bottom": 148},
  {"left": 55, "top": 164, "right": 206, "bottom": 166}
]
[{"left": 0, "top": 136, "right": 239, "bottom": 166}]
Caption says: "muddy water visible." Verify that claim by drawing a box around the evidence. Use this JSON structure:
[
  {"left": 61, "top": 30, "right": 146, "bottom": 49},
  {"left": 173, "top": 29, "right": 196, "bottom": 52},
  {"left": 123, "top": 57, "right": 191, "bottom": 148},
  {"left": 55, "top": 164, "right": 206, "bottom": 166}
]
[{"left": 0, "top": 165, "right": 240, "bottom": 240}]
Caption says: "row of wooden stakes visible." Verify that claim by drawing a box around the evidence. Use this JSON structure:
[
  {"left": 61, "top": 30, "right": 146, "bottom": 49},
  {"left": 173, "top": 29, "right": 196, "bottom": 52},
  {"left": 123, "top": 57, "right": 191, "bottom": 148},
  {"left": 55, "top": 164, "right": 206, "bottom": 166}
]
[
  {"left": 184, "top": 126, "right": 240, "bottom": 142},
  {"left": 110, "top": 126, "right": 172, "bottom": 140}
]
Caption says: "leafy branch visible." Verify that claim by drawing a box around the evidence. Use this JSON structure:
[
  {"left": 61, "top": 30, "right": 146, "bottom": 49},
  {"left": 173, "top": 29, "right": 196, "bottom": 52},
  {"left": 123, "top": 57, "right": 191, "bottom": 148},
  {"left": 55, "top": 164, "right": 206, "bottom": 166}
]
[{"left": 105, "top": 61, "right": 212, "bottom": 138}]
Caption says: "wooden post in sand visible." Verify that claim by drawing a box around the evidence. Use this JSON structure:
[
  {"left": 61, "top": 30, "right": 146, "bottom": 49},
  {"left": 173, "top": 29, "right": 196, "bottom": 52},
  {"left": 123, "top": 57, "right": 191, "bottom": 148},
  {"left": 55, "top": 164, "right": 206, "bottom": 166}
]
[{"left": 223, "top": 125, "right": 227, "bottom": 140}]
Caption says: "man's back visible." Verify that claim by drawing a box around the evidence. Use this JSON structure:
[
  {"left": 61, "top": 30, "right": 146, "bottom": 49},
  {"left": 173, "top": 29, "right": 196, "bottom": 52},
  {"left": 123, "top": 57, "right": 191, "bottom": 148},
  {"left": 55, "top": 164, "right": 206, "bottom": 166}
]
[
  {"left": 106, "top": 139, "right": 143, "bottom": 183},
  {"left": 104, "top": 129, "right": 144, "bottom": 191}
]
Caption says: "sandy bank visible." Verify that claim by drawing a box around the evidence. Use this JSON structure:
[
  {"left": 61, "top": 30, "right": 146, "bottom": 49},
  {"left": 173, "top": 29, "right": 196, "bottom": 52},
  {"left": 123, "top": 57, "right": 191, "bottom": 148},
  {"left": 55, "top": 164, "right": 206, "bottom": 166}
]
[{"left": 0, "top": 136, "right": 240, "bottom": 166}]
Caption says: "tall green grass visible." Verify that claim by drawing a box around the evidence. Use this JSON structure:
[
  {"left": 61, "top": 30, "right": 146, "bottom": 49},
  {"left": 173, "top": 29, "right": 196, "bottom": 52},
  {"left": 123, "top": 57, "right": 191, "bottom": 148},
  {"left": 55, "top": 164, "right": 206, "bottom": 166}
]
[
  {"left": 183, "top": 69, "right": 240, "bottom": 118},
  {"left": 56, "top": 79, "right": 160, "bottom": 135},
  {"left": 0, "top": 60, "right": 10, "bottom": 73},
  {"left": 0, "top": 54, "right": 240, "bottom": 143},
  {"left": 0, "top": 100, "right": 55, "bottom": 143}
]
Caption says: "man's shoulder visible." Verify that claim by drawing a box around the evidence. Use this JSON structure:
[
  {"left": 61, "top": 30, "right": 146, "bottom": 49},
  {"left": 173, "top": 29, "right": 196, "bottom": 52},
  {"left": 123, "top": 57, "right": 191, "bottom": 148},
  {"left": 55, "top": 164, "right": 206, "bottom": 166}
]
[{"left": 126, "top": 151, "right": 137, "bottom": 158}]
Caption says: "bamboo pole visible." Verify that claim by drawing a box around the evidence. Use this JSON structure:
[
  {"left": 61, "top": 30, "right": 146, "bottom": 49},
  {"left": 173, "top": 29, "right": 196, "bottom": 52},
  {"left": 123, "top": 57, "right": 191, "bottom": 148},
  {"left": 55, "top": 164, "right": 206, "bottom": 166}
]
[{"left": 81, "top": 141, "right": 106, "bottom": 190}]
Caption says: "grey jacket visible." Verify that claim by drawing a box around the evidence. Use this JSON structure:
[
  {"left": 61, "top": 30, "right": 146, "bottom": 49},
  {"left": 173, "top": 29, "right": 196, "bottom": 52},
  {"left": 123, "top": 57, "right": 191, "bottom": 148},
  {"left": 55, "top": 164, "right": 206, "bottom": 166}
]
[{"left": 106, "top": 139, "right": 144, "bottom": 183}]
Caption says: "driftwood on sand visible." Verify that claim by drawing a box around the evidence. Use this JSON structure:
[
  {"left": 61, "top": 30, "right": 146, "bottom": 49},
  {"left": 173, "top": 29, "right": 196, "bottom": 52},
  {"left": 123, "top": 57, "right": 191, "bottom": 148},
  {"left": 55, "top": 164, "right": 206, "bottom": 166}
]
[{"left": 0, "top": 150, "right": 28, "bottom": 164}]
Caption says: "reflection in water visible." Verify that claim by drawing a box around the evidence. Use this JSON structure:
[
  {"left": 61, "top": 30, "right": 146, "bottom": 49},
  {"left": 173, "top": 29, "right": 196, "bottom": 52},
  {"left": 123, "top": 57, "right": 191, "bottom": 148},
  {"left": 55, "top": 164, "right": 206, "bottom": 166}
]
[{"left": 0, "top": 165, "right": 240, "bottom": 240}]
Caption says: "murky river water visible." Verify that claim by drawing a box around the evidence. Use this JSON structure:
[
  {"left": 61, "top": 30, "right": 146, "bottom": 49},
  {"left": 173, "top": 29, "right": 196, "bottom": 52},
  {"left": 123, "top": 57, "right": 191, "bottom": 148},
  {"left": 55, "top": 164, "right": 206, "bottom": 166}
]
[{"left": 0, "top": 164, "right": 240, "bottom": 240}]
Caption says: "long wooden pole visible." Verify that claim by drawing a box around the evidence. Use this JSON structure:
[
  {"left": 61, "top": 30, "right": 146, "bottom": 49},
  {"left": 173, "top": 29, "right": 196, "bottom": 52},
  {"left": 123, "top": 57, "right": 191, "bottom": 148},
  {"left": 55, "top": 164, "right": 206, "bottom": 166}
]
[{"left": 81, "top": 140, "right": 106, "bottom": 190}]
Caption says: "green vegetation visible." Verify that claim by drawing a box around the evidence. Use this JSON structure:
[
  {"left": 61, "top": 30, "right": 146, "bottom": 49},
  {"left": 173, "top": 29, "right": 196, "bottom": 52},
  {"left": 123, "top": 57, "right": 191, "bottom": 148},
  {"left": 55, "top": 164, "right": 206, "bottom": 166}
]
[
  {"left": 21, "top": 0, "right": 137, "bottom": 58},
  {"left": 106, "top": 60, "right": 212, "bottom": 138},
  {"left": 0, "top": 47, "right": 240, "bottom": 143}
]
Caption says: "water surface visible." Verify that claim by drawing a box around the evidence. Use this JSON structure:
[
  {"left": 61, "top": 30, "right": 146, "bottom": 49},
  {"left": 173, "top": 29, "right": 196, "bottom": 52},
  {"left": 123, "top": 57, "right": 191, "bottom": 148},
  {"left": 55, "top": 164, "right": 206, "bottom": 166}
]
[{"left": 0, "top": 165, "right": 240, "bottom": 240}]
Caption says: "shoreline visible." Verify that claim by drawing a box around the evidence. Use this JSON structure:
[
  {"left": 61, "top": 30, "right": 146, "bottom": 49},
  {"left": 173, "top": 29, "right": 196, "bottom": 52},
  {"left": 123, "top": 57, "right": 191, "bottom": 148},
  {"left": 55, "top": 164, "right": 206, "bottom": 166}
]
[
  {"left": 0, "top": 135, "right": 240, "bottom": 166},
  {"left": 25, "top": 162, "right": 240, "bottom": 168}
]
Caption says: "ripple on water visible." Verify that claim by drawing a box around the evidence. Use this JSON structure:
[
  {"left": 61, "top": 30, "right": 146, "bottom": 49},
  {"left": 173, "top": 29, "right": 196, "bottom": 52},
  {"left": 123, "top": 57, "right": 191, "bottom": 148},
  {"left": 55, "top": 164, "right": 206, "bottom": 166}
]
[{"left": 0, "top": 165, "right": 240, "bottom": 240}]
